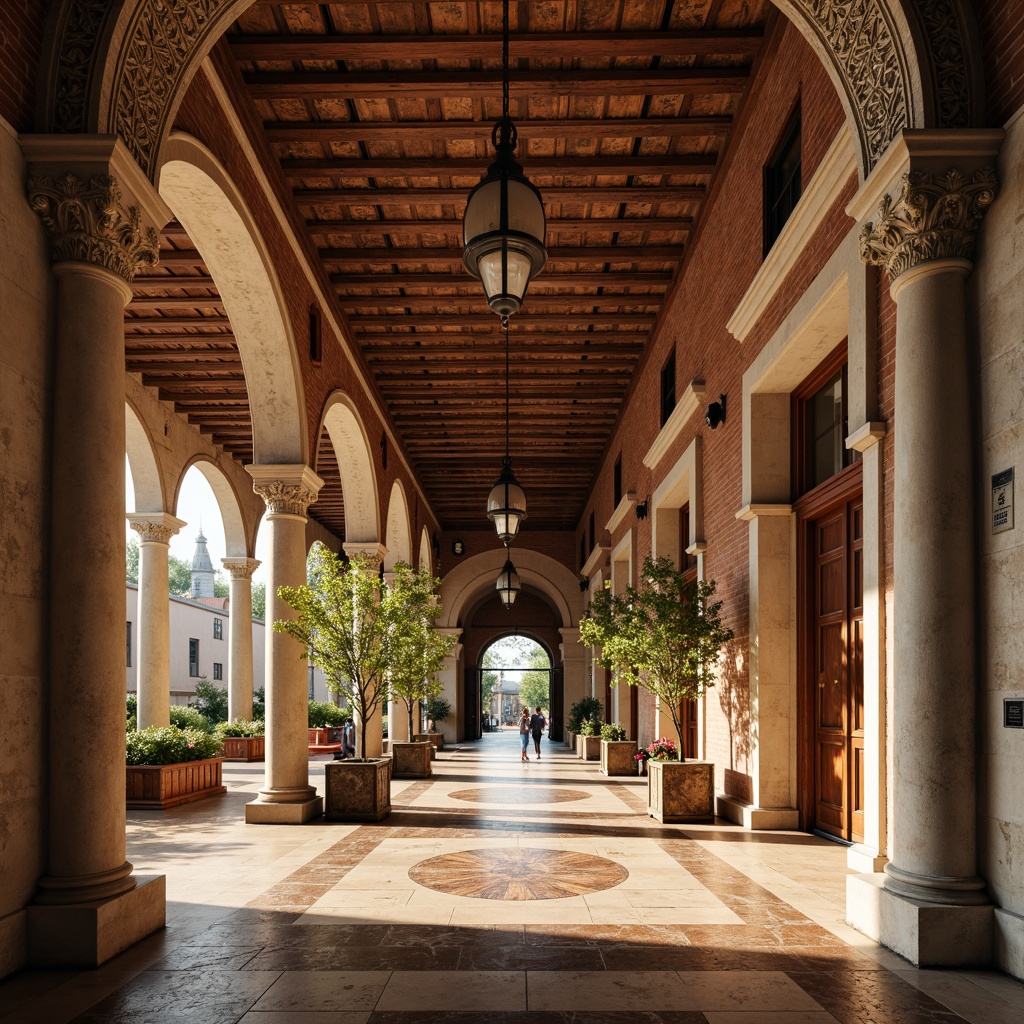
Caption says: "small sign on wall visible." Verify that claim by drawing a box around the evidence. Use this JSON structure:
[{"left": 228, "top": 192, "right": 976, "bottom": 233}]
[
  {"left": 1005, "top": 699, "right": 1024, "bottom": 729},
  {"left": 992, "top": 468, "right": 1014, "bottom": 533}
]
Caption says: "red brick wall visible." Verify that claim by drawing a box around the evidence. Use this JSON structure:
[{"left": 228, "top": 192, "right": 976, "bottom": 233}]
[
  {"left": 0, "top": 0, "right": 48, "bottom": 131},
  {"left": 975, "top": 0, "right": 1024, "bottom": 126}
]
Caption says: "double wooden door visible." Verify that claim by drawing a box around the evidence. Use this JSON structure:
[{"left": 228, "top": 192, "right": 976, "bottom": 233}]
[{"left": 801, "top": 490, "right": 864, "bottom": 843}]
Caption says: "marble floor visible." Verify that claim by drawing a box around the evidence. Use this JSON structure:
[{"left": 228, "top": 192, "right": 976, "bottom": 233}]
[{"left": 2, "top": 732, "right": 1023, "bottom": 1024}]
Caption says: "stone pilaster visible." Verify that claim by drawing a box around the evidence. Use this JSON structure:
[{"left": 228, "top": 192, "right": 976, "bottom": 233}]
[
  {"left": 847, "top": 146, "right": 999, "bottom": 966},
  {"left": 245, "top": 465, "right": 323, "bottom": 824},
  {"left": 21, "top": 136, "right": 170, "bottom": 967},
  {"left": 221, "top": 557, "right": 261, "bottom": 723},
  {"left": 128, "top": 512, "right": 186, "bottom": 730}
]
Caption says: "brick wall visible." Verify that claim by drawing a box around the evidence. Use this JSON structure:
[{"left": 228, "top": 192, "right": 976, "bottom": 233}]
[
  {"left": 0, "top": 0, "right": 48, "bottom": 131},
  {"left": 976, "top": 0, "right": 1024, "bottom": 127}
]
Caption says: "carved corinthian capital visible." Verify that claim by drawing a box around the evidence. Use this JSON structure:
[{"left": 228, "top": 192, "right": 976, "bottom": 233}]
[
  {"left": 27, "top": 173, "right": 159, "bottom": 283},
  {"left": 860, "top": 168, "right": 998, "bottom": 280},
  {"left": 221, "top": 557, "right": 261, "bottom": 581},
  {"left": 253, "top": 480, "right": 319, "bottom": 517},
  {"left": 127, "top": 513, "right": 184, "bottom": 545}
]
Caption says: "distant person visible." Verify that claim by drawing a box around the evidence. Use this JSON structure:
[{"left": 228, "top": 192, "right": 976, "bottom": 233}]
[
  {"left": 530, "top": 707, "right": 547, "bottom": 759},
  {"left": 519, "top": 707, "right": 531, "bottom": 762},
  {"left": 341, "top": 718, "right": 356, "bottom": 759}
]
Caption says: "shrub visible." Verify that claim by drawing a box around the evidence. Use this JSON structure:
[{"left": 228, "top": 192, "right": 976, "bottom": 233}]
[
  {"left": 579, "top": 716, "right": 602, "bottom": 737},
  {"left": 216, "top": 719, "right": 265, "bottom": 738},
  {"left": 253, "top": 687, "right": 266, "bottom": 720},
  {"left": 601, "top": 722, "right": 628, "bottom": 741},
  {"left": 424, "top": 695, "right": 452, "bottom": 724},
  {"left": 126, "top": 694, "right": 137, "bottom": 732},
  {"left": 308, "top": 700, "right": 347, "bottom": 728},
  {"left": 567, "top": 695, "right": 602, "bottom": 733},
  {"left": 126, "top": 726, "right": 222, "bottom": 765},
  {"left": 170, "top": 705, "right": 213, "bottom": 732},
  {"left": 192, "top": 678, "right": 228, "bottom": 725}
]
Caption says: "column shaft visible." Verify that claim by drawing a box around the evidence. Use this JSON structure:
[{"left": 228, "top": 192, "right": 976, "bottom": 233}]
[
  {"left": 222, "top": 560, "right": 259, "bottom": 723},
  {"left": 136, "top": 539, "right": 172, "bottom": 729}
]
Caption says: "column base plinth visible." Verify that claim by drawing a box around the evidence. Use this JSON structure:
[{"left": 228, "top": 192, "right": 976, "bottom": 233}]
[
  {"left": 716, "top": 794, "right": 799, "bottom": 830},
  {"left": 847, "top": 872, "right": 993, "bottom": 967},
  {"left": 245, "top": 796, "right": 323, "bottom": 824},
  {"left": 27, "top": 874, "right": 165, "bottom": 967},
  {"left": 847, "top": 844, "right": 888, "bottom": 873}
]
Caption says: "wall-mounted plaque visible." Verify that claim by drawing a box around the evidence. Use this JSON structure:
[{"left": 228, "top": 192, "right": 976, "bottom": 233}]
[
  {"left": 1005, "top": 699, "right": 1024, "bottom": 729},
  {"left": 992, "top": 468, "right": 1014, "bottom": 533}
]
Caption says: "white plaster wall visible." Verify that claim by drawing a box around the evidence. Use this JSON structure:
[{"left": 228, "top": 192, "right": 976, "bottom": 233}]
[
  {"left": 972, "top": 104, "right": 1024, "bottom": 974},
  {"left": 0, "top": 121, "right": 54, "bottom": 977}
]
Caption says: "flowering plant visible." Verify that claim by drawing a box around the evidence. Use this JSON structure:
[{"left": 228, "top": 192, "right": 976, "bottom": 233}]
[{"left": 644, "top": 737, "right": 677, "bottom": 761}]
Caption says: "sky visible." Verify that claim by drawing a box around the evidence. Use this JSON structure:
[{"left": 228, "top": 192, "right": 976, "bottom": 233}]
[{"left": 125, "top": 458, "right": 270, "bottom": 585}]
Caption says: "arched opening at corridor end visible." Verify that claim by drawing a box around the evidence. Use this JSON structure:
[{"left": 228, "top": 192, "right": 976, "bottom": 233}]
[{"left": 480, "top": 635, "right": 553, "bottom": 731}]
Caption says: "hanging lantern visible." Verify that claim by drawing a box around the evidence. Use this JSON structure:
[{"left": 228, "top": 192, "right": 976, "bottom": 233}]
[
  {"left": 487, "top": 456, "right": 527, "bottom": 544},
  {"left": 496, "top": 557, "right": 521, "bottom": 608}
]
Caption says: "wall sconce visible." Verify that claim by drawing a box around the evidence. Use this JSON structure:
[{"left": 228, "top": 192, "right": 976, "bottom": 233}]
[
  {"left": 578, "top": 576, "right": 588, "bottom": 593},
  {"left": 706, "top": 393, "right": 727, "bottom": 429},
  {"left": 635, "top": 499, "right": 649, "bottom": 521}
]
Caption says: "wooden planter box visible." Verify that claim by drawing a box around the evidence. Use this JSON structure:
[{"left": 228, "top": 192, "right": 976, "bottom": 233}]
[
  {"left": 308, "top": 726, "right": 342, "bottom": 753},
  {"left": 391, "top": 740, "right": 433, "bottom": 779},
  {"left": 325, "top": 758, "right": 391, "bottom": 822},
  {"left": 220, "top": 735, "right": 265, "bottom": 762},
  {"left": 126, "top": 757, "right": 226, "bottom": 810},
  {"left": 600, "top": 740, "right": 638, "bottom": 776},
  {"left": 414, "top": 731, "right": 444, "bottom": 751},
  {"left": 647, "top": 759, "right": 715, "bottom": 824},
  {"left": 576, "top": 734, "right": 601, "bottom": 761}
]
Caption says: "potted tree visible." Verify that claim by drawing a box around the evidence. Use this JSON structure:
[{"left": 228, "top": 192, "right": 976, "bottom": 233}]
[
  {"left": 567, "top": 695, "right": 601, "bottom": 754},
  {"left": 275, "top": 547, "right": 416, "bottom": 822},
  {"left": 579, "top": 556, "right": 734, "bottom": 823},
  {"left": 417, "top": 695, "right": 452, "bottom": 751},
  {"left": 576, "top": 714, "right": 603, "bottom": 761},
  {"left": 387, "top": 563, "right": 455, "bottom": 778},
  {"left": 599, "top": 722, "right": 637, "bottom": 776}
]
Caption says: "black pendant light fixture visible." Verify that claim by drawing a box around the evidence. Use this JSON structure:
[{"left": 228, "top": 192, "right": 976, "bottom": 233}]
[
  {"left": 496, "top": 557, "right": 521, "bottom": 608},
  {"left": 462, "top": 0, "right": 546, "bottom": 318},
  {"left": 486, "top": 319, "right": 527, "bottom": 544}
]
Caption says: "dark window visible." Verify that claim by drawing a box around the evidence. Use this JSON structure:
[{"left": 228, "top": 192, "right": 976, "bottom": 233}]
[
  {"left": 588, "top": 511, "right": 595, "bottom": 552},
  {"left": 213, "top": 617, "right": 223, "bottom": 640},
  {"left": 764, "top": 110, "right": 802, "bottom": 255},
  {"left": 660, "top": 351, "right": 676, "bottom": 427},
  {"left": 213, "top": 662, "right": 223, "bottom": 681},
  {"left": 309, "top": 303, "right": 322, "bottom": 365},
  {"left": 613, "top": 456, "right": 622, "bottom": 508},
  {"left": 794, "top": 348, "right": 857, "bottom": 497},
  {"left": 126, "top": 621, "right": 132, "bottom": 667},
  {"left": 580, "top": 536, "right": 586, "bottom": 570},
  {"left": 189, "top": 638, "right": 200, "bottom": 678}
]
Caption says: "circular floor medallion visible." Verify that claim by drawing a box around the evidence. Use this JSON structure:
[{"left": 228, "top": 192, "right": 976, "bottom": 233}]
[
  {"left": 448, "top": 786, "right": 590, "bottom": 805},
  {"left": 408, "top": 847, "right": 628, "bottom": 900}
]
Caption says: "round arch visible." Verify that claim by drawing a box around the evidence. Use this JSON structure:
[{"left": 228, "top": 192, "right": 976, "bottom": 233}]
[
  {"left": 384, "top": 481, "right": 412, "bottom": 571},
  {"left": 317, "top": 392, "right": 379, "bottom": 545},
  {"left": 418, "top": 527, "right": 433, "bottom": 574},
  {"left": 172, "top": 456, "right": 250, "bottom": 558},
  {"left": 477, "top": 631, "right": 555, "bottom": 670},
  {"left": 125, "top": 399, "right": 164, "bottom": 512},
  {"left": 156, "top": 133, "right": 307, "bottom": 467},
  {"left": 41, "top": 1, "right": 981, "bottom": 187}
]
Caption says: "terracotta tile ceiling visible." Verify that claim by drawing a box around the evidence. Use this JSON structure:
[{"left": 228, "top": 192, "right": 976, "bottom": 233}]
[{"left": 127, "top": 0, "right": 767, "bottom": 537}]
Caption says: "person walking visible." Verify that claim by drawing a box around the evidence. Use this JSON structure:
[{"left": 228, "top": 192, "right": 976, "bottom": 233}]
[
  {"left": 518, "top": 707, "right": 531, "bottom": 762},
  {"left": 530, "top": 706, "right": 547, "bottom": 759}
]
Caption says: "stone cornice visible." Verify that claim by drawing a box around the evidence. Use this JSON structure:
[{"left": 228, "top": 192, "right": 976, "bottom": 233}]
[
  {"left": 246, "top": 463, "right": 323, "bottom": 517},
  {"left": 221, "top": 557, "right": 260, "bottom": 580},
  {"left": 846, "top": 421, "right": 887, "bottom": 452},
  {"left": 860, "top": 167, "right": 998, "bottom": 280},
  {"left": 581, "top": 543, "right": 610, "bottom": 579},
  {"left": 736, "top": 503, "right": 793, "bottom": 521},
  {"left": 604, "top": 492, "right": 636, "bottom": 535},
  {"left": 642, "top": 381, "right": 705, "bottom": 471},
  {"left": 127, "top": 512, "right": 186, "bottom": 544}
]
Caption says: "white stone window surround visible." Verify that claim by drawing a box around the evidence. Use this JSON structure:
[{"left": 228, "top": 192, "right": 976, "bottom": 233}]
[
  {"left": 605, "top": 491, "right": 636, "bottom": 535},
  {"left": 643, "top": 381, "right": 706, "bottom": 471}
]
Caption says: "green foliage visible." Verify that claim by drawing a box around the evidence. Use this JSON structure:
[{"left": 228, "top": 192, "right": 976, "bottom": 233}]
[
  {"left": 275, "top": 546, "right": 451, "bottom": 757},
  {"left": 168, "top": 554, "right": 194, "bottom": 597},
  {"left": 567, "top": 695, "right": 602, "bottom": 733},
  {"left": 253, "top": 687, "right": 266, "bottom": 720},
  {"left": 518, "top": 643, "right": 551, "bottom": 711},
  {"left": 251, "top": 581, "right": 266, "bottom": 621},
  {"left": 482, "top": 634, "right": 537, "bottom": 668},
  {"left": 170, "top": 704, "right": 213, "bottom": 732},
  {"left": 424, "top": 695, "right": 452, "bottom": 725},
  {"left": 481, "top": 670, "right": 498, "bottom": 711},
  {"left": 308, "top": 700, "right": 347, "bottom": 728},
  {"left": 213, "top": 574, "right": 229, "bottom": 599},
  {"left": 126, "top": 726, "right": 222, "bottom": 765},
  {"left": 601, "top": 722, "right": 628, "bottom": 741},
  {"left": 191, "top": 678, "right": 228, "bottom": 725},
  {"left": 579, "top": 556, "right": 734, "bottom": 761},
  {"left": 126, "top": 537, "right": 139, "bottom": 583},
  {"left": 216, "top": 719, "right": 265, "bottom": 738},
  {"left": 126, "top": 694, "right": 137, "bottom": 731},
  {"left": 579, "top": 717, "right": 601, "bottom": 736}
]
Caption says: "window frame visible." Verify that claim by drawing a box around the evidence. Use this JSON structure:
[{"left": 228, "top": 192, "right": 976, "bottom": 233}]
[
  {"left": 660, "top": 350, "right": 676, "bottom": 428},
  {"left": 213, "top": 662, "right": 223, "bottom": 681},
  {"left": 213, "top": 617, "right": 223, "bottom": 640},
  {"left": 188, "top": 638, "right": 200, "bottom": 678},
  {"left": 763, "top": 106, "right": 802, "bottom": 257}
]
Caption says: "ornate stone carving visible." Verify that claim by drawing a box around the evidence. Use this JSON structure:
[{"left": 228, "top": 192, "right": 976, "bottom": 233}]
[
  {"left": 128, "top": 518, "right": 179, "bottom": 544},
  {"left": 789, "top": 0, "right": 909, "bottom": 170},
  {"left": 914, "top": 0, "right": 971, "bottom": 130},
  {"left": 50, "top": 1, "right": 110, "bottom": 134},
  {"left": 112, "top": 0, "right": 224, "bottom": 176},
  {"left": 860, "top": 167, "right": 998, "bottom": 279},
  {"left": 27, "top": 174, "right": 159, "bottom": 282},
  {"left": 253, "top": 480, "right": 318, "bottom": 517},
  {"left": 221, "top": 558, "right": 260, "bottom": 581}
]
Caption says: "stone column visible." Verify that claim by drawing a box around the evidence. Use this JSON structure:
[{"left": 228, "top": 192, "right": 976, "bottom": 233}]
[
  {"left": 344, "top": 542, "right": 388, "bottom": 756},
  {"left": 246, "top": 465, "right": 323, "bottom": 824},
  {"left": 849, "top": 156, "right": 999, "bottom": 964},
  {"left": 221, "top": 557, "right": 261, "bottom": 722},
  {"left": 127, "top": 513, "right": 186, "bottom": 730},
  {"left": 22, "top": 138, "right": 169, "bottom": 964}
]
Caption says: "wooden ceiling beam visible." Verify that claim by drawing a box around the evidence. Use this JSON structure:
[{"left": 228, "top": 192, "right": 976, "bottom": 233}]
[
  {"left": 125, "top": 316, "right": 231, "bottom": 329},
  {"left": 128, "top": 296, "right": 226, "bottom": 309},
  {"left": 133, "top": 275, "right": 218, "bottom": 290},
  {"left": 267, "top": 117, "right": 730, "bottom": 144},
  {"left": 377, "top": 386, "right": 625, "bottom": 399},
  {"left": 232, "top": 31, "right": 761, "bottom": 62},
  {"left": 357, "top": 332, "right": 646, "bottom": 347},
  {"left": 312, "top": 217, "right": 693, "bottom": 235},
  {"left": 154, "top": 250, "right": 208, "bottom": 265},
  {"left": 321, "top": 245, "right": 681, "bottom": 263},
  {"left": 122, "top": 335, "right": 236, "bottom": 346},
  {"left": 127, "top": 361, "right": 243, "bottom": 373},
  {"left": 294, "top": 185, "right": 705, "bottom": 204},
  {"left": 331, "top": 272, "right": 673, "bottom": 288},
  {"left": 338, "top": 293, "right": 661, "bottom": 311},
  {"left": 244, "top": 67, "right": 749, "bottom": 99},
  {"left": 352, "top": 312, "right": 654, "bottom": 328},
  {"left": 281, "top": 153, "right": 717, "bottom": 177}
]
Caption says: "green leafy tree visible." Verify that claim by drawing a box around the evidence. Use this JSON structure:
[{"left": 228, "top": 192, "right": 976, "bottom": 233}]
[
  {"left": 385, "top": 562, "right": 455, "bottom": 739},
  {"left": 213, "top": 572, "right": 229, "bottom": 598},
  {"left": 251, "top": 581, "right": 266, "bottom": 620},
  {"left": 579, "top": 555, "right": 734, "bottom": 761},
  {"left": 275, "top": 547, "right": 443, "bottom": 758},
  {"left": 126, "top": 537, "right": 140, "bottom": 583},
  {"left": 191, "top": 678, "right": 228, "bottom": 724},
  {"left": 518, "top": 644, "right": 551, "bottom": 712},
  {"left": 481, "top": 670, "right": 498, "bottom": 718},
  {"left": 168, "top": 554, "right": 193, "bottom": 597},
  {"left": 424, "top": 695, "right": 452, "bottom": 729}
]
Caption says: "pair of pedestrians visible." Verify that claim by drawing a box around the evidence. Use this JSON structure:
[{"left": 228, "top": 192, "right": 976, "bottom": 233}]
[{"left": 519, "top": 706, "right": 546, "bottom": 761}]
